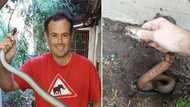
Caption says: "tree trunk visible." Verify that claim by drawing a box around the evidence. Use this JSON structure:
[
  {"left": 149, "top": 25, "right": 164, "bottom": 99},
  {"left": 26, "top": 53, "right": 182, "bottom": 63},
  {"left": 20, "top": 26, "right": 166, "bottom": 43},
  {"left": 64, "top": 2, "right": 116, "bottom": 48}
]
[{"left": 0, "top": 0, "right": 8, "bottom": 9}]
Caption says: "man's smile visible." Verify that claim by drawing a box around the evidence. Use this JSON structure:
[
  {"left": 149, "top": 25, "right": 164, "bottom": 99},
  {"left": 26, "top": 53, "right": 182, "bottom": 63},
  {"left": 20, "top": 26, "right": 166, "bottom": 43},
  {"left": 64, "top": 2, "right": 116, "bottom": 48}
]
[{"left": 55, "top": 44, "right": 65, "bottom": 50}]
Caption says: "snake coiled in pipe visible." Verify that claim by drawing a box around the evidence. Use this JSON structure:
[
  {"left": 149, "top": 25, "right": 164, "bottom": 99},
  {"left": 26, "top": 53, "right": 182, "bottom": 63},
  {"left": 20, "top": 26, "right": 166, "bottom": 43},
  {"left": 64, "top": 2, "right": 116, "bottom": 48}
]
[{"left": 137, "top": 53, "right": 176, "bottom": 93}]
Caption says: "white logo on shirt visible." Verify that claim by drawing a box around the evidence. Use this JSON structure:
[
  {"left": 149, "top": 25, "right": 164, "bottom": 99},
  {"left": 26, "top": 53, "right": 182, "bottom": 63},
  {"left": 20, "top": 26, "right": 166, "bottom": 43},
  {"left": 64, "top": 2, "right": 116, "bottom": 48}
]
[{"left": 48, "top": 74, "right": 77, "bottom": 98}]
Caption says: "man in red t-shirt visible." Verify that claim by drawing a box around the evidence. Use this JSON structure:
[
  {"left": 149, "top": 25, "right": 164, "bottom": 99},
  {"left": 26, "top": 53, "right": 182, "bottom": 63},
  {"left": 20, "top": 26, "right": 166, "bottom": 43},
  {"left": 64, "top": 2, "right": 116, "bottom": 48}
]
[{"left": 0, "top": 12, "right": 101, "bottom": 107}]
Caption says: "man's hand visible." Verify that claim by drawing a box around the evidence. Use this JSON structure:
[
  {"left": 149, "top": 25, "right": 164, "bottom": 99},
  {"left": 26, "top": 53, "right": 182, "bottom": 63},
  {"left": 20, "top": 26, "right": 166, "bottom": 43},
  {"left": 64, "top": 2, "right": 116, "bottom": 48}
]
[
  {"left": 0, "top": 33, "right": 16, "bottom": 63},
  {"left": 136, "top": 17, "right": 190, "bottom": 55},
  {"left": 0, "top": 31, "right": 18, "bottom": 92}
]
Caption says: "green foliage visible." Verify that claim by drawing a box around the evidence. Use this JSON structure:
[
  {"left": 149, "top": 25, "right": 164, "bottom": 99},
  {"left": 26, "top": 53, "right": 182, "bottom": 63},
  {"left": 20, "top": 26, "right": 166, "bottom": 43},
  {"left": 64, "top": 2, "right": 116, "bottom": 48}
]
[
  {"left": 0, "top": 15, "right": 8, "bottom": 42},
  {"left": 27, "top": 0, "right": 79, "bottom": 55},
  {"left": 11, "top": 0, "right": 18, "bottom": 3},
  {"left": 75, "top": 32, "right": 84, "bottom": 49},
  {"left": 3, "top": 90, "right": 34, "bottom": 107},
  {"left": 176, "top": 97, "right": 190, "bottom": 107},
  {"left": 13, "top": 34, "right": 29, "bottom": 68}
]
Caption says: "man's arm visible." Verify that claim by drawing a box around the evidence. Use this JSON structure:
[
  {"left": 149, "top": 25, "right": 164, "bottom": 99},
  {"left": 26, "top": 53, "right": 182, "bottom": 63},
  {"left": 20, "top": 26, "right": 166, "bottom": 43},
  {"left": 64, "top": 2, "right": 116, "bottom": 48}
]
[
  {"left": 0, "top": 34, "right": 18, "bottom": 92},
  {"left": 93, "top": 101, "right": 101, "bottom": 107},
  {"left": 0, "top": 64, "right": 19, "bottom": 91}
]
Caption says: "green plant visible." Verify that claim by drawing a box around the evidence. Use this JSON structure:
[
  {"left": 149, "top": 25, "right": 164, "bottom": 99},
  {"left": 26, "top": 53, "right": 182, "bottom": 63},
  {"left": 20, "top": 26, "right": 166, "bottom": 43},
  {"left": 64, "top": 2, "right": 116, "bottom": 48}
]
[
  {"left": 176, "top": 97, "right": 190, "bottom": 107},
  {"left": 3, "top": 90, "right": 35, "bottom": 107}
]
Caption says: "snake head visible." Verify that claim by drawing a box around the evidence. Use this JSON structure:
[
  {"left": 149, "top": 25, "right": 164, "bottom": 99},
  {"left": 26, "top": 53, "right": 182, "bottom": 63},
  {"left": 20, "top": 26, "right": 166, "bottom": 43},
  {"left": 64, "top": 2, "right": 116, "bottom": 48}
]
[{"left": 12, "top": 28, "right": 17, "bottom": 36}]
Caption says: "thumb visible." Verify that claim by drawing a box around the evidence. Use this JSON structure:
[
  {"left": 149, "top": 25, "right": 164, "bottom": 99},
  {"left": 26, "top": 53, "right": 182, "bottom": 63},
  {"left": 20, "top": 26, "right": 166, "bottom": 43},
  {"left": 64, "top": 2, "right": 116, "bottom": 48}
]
[
  {"left": 0, "top": 43, "right": 5, "bottom": 49},
  {"left": 137, "top": 29, "right": 155, "bottom": 42}
]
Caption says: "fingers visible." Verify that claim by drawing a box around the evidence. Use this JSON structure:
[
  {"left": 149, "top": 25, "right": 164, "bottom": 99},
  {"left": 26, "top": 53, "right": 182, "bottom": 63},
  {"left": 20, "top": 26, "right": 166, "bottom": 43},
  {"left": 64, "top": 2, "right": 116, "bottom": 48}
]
[
  {"left": 148, "top": 42, "right": 168, "bottom": 53},
  {"left": 136, "top": 29, "right": 155, "bottom": 42},
  {"left": 137, "top": 29, "right": 169, "bottom": 53},
  {"left": 0, "top": 43, "right": 5, "bottom": 49},
  {"left": 142, "top": 17, "right": 168, "bottom": 30},
  {"left": 136, "top": 17, "right": 171, "bottom": 53},
  {"left": 1, "top": 34, "right": 16, "bottom": 53},
  {"left": 142, "top": 20, "right": 158, "bottom": 30}
]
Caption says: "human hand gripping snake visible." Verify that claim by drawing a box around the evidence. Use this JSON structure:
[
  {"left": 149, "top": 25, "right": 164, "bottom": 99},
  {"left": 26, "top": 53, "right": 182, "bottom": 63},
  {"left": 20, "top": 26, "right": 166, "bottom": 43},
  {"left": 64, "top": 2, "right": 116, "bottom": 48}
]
[
  {"left": 125, "top": 26, "right": 176, "bottom": 94},
  {"left": 0, "top": 28, "right": 67, "bottom": 107}
]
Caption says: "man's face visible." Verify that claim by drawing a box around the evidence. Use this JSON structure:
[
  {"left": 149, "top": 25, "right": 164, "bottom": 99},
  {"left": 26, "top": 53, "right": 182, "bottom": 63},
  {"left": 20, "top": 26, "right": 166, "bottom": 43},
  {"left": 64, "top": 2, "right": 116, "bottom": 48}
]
[{"left": 45, "top": 19, "right": 72, "bottom": 57}]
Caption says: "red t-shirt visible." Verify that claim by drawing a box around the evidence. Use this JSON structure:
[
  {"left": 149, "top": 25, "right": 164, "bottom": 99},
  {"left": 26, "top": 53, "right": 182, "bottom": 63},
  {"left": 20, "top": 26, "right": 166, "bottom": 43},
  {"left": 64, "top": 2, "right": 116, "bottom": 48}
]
[{"left": 14, "top": 53, "right": 101, "bottom": 107}]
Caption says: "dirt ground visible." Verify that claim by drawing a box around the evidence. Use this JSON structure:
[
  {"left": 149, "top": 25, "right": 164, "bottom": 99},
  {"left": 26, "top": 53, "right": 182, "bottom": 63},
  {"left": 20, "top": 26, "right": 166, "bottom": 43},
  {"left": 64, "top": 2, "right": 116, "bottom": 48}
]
[{"left": 103, "top": 18, "right": 190, "bottom": 107}]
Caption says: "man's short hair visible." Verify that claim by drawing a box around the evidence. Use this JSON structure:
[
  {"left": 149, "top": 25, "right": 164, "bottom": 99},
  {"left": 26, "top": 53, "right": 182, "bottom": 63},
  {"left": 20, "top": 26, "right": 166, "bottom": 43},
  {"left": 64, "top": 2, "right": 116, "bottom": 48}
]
[{"left": 44, "top": 12, "right": 73, "bottom": 32}]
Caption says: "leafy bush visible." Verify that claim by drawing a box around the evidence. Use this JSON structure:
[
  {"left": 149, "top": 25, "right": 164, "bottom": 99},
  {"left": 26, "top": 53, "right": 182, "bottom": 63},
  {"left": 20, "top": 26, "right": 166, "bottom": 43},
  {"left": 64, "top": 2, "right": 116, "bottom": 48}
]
[{"left": 176, "top": 97, "right": 190, "bottom": 107}]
